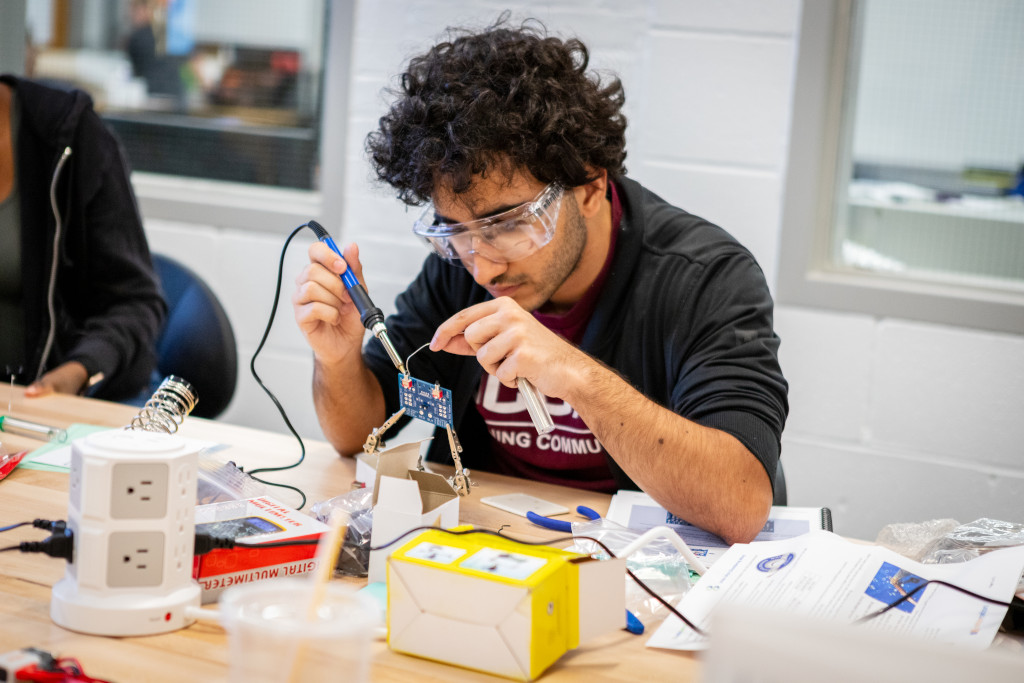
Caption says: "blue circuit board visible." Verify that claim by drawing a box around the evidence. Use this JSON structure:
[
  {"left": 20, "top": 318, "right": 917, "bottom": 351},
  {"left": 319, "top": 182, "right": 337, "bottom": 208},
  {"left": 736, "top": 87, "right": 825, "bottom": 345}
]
[{"left": 398, "top": 375, "right": 453, "bottom": 428}]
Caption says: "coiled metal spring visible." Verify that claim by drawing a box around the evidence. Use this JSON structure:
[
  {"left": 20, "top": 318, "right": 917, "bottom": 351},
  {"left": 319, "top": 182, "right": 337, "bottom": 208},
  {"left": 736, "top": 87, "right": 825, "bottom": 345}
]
[{"left": 127, "top": 375, "right": 199, "bottom": 434}]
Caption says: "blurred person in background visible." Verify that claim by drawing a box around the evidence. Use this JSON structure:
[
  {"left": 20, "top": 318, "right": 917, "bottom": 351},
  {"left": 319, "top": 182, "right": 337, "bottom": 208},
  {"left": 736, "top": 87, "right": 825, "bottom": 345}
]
[{"left": 0, "top": 74, "right": 165, "bottom": 400}]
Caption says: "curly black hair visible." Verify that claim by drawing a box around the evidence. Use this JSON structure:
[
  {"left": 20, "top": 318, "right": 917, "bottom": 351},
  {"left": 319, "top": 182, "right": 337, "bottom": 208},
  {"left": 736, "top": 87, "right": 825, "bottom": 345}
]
[{"left": 366, "top": 15, "right": 627, "bottom": 206}]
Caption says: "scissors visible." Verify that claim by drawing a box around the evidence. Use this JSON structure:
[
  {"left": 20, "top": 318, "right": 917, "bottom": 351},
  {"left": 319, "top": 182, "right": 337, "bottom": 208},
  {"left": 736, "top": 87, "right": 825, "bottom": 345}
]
[{"left": 526, "top": 505, "right": 601, "bottom": 533}]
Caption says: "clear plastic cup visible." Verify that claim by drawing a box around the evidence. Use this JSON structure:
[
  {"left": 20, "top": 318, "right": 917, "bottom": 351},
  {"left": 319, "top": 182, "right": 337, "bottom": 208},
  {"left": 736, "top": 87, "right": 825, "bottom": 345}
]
[{"left": 219, "top": 578, "right": 379, "bottom": 682}]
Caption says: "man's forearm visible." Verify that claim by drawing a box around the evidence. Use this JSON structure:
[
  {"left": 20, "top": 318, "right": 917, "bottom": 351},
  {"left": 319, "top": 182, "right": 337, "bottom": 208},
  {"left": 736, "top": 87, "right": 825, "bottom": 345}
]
[
  {"left": 564, "top": 359, "right": 773, "bottom": 544},
  {"left": 313, "top": 355, "right": 388, "bottom": 456}
]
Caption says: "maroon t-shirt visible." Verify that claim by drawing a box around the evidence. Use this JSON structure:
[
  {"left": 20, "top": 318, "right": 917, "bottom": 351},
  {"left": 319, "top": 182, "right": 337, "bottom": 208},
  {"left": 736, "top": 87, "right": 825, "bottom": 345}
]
[{"left": 475, "top": 182, "right": 623, "bottom": 490}]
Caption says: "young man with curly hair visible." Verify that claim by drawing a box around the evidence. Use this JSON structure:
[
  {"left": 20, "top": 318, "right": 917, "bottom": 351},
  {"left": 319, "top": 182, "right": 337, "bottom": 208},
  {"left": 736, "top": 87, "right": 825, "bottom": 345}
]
[{"left": 293, "top": 18, "right": 788, "bottom": 544}]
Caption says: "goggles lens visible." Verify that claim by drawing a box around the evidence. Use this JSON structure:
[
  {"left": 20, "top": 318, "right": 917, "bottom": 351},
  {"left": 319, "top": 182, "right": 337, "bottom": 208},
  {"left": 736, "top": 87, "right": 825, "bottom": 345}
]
[{"left": 412, "top": 183, "right": 564, "bottom": 265}]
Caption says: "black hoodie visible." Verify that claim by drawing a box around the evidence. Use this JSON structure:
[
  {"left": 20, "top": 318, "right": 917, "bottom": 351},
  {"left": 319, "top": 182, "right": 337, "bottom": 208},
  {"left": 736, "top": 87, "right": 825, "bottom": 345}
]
[
  {"left": 363, "top": 176, "right": 788, "bottom": 495},
  {"left": 1, "top": 75, "right": 165, "bottom": 400}
]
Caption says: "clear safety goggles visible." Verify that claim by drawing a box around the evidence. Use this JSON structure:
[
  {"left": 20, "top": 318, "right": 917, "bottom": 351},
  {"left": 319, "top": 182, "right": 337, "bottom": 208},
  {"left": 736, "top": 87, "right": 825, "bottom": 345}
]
[{"left": 412, "top": 183, "right": 564, "bottom": 265}]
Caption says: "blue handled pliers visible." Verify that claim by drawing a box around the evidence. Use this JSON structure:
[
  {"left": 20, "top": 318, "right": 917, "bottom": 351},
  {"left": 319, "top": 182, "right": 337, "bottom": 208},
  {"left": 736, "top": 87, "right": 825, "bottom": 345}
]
[
  {"left": 526, "top": 504, "right": 645, "bottom": 635},
  {"left": 526, "top": 505, "right": 601, "bottom": 533}
]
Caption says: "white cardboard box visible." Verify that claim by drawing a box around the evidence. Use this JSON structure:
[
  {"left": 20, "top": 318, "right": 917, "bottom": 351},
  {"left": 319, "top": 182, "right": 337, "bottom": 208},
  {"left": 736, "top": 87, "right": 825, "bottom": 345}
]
[
  {"left": 355, "top": 436, "right": 431, "bottom": 490},
  {"left": 367, "top": 441, "right": 459, "bottom": 583}
]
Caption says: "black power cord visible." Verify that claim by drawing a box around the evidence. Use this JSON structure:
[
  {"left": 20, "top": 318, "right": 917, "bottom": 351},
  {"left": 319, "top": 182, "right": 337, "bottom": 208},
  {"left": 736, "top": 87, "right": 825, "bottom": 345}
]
[
  {"left": 0, "top": 519, "right": 67, "bottom": 533},
  {"left": 0, "top": 528, "right": 74, "bottom": 561},
  {"left": 12, "top": 518, "right": 1017, "bottom": 641},
  {"left": 194, "top": 524, "right": 1024, "bottom": 639},
  {"left": 192, "top": 531, "right": 319, "bottom": 557},
  {"left": 8, "top": 514, "right": 1022, "bottom": 639},
  {"left": 854, "top": 577, "right": 1017, "bottom": 622},
  {"left": 243, "top": 223, "right": 320, "bottom": 510},
  {"left": 194, "top": 524, "right": 708, "bottom": 635}
]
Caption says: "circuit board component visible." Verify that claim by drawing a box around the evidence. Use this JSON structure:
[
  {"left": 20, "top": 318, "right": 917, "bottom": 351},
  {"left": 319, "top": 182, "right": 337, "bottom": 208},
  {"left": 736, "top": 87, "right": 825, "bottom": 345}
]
[
  {"left": 363, "top": 373, "right": 469, "bottom": 496},
  {"left": 398, "top": 375, "right": 453, "bottom": 428}
]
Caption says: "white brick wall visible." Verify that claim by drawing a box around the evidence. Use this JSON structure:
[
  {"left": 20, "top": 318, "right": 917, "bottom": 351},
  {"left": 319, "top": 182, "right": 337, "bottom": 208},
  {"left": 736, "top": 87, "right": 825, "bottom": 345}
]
[
  {"left": 774, "top": 307, "right": 874, "bottom": 443},
  {"left": 143, "top": 0, "right": 1024, "bottom": 540},
  {"left": 777, "top": 308, "right": 1024, "bottom": 539}
]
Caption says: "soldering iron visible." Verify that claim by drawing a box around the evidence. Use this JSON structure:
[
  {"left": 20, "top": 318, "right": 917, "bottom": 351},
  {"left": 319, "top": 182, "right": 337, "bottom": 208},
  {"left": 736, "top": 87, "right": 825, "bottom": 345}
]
[
  {"left": 309, "top": 220, "right": 555, "bottom": 435},
  {"left": 308, "top": 220, "right": 407, "bottom": 376}
]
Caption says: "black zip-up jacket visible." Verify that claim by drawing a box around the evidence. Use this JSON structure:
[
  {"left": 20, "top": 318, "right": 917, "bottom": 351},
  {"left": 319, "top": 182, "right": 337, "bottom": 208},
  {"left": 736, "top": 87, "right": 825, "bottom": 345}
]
[
  {"left": 363, "top": 176, "right": 789, "bottom": 495},
  {"left": 2, "top": 75, "right": 165, "bottom": 400}
]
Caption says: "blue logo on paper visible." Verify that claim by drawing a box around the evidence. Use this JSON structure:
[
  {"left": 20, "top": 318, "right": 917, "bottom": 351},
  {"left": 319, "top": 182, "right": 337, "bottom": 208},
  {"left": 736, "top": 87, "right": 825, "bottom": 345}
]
[
  {"left": 666, "top": 512, "right": 688, "bottom": 525},
  {"left": 756, "top": 553, "right": 795, "bottom": 574}
]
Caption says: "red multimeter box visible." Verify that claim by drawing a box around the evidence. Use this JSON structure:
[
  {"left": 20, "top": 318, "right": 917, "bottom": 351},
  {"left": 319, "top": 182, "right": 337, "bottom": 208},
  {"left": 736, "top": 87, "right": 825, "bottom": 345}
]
[{"left": 191, "top": 496, "right": 329, "bottom": 603}]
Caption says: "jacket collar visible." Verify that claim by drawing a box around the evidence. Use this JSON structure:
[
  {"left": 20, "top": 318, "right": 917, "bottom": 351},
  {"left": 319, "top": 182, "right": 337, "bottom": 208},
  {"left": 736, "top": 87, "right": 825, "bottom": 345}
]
[
  {"left": 579, "top": 175, "right": 645, "bottom": 358},
  {"left": 0, "top": 74, "right": 92, "bottom": 151}
]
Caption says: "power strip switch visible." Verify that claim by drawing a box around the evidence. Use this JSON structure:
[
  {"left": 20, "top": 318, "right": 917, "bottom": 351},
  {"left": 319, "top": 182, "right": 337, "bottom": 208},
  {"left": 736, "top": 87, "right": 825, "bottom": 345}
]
[{"left": 50, "top": 430, "right": 202, "bottom": 636}]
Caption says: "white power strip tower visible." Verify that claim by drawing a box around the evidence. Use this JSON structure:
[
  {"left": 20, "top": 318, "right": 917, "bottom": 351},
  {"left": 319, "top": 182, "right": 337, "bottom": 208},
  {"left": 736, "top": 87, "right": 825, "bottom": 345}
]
[{"left": 50, "top": 429, "right": 202, "bottom": 636}]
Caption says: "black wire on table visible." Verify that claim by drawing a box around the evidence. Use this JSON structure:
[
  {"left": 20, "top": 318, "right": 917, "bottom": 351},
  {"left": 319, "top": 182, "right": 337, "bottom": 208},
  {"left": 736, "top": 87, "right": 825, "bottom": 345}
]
[{"left": 854, "top": 577, "right": 1016, "bottom": 623}]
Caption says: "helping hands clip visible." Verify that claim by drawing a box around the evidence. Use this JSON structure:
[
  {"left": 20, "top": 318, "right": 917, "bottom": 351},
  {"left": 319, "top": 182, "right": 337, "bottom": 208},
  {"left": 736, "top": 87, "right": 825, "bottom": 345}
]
[{"left": 363, "top": 407, "right": 472, "bottom": 496}]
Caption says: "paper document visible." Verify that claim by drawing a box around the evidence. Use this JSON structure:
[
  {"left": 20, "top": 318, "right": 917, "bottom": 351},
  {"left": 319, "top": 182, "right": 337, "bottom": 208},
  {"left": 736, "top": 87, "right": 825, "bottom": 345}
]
[
  {"left": 606, "top": 490, "right": 831, "bottom": 567},
  {"left": 647, "top": 530, "right": 1024, "bottom": 651}
]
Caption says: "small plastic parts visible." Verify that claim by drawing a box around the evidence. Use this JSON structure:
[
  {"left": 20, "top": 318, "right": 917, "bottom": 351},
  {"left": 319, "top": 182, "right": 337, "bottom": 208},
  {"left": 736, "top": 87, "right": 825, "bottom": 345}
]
[
  {"left": 0, "top": 450, "right": 28, "bottom": 482},
  {"left": 569, "top": 518, "right": 696, "bottom": 625},
  {"left": 0, "top": 648, "right": 111, "bottom": 683},
  {"left": 310, "top": 487, "right": 374, "bottom": 577}
]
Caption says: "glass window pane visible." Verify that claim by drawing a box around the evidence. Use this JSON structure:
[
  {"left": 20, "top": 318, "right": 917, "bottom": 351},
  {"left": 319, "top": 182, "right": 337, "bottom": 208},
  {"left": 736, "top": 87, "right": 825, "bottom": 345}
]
[
  {"left": 25, "top": 0, "right": 327, "bottom": 190},
  {"left": 834, "top": 0, "right": 1024, "bottom": 289}
]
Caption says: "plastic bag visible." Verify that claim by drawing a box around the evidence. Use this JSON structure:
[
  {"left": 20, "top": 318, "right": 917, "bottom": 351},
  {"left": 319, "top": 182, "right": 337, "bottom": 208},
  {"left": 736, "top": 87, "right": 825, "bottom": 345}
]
[
  {"left": 195, "top": 451, "right": 269, "bottom": 504},
  {"left": 310, "top": 487, "right": 374, "bottom": 577},
  {"left": 878, "top": 518, "right": 1024, "bottom": 595},
  {"left": 874, "top": 518, "right": 961, "bottom": 562},
  {"left": 921, "top": 518, "right": 1024, "bottom": 564},
  {"left": 569, "top": 518, "right": 696, "bottom": 625}
]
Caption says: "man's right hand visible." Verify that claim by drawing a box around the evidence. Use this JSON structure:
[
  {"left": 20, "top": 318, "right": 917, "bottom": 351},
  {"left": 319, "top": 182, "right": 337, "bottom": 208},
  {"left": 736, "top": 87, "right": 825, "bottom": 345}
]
[{"left": 292, "top": 240, "right": 369, "bottom": 365}]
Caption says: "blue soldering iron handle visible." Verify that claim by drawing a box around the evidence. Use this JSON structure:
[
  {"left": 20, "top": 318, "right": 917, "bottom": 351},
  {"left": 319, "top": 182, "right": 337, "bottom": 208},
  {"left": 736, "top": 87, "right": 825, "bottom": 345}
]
[{"left": 307, "top": 220, "right": 385, "bottom": 330}]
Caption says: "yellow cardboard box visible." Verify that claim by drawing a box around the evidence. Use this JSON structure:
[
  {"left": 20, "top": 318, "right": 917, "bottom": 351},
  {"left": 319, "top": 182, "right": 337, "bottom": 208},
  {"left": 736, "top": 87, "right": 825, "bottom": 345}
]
[{"left": 387, "top": 528, "right": 625, "bottom": 681}]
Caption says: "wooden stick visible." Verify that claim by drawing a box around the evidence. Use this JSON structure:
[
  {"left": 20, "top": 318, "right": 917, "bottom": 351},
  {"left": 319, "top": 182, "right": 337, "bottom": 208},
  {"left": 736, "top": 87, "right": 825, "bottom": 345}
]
[{"left": 286, "top": 508, "right": 350, "bottom": 682}]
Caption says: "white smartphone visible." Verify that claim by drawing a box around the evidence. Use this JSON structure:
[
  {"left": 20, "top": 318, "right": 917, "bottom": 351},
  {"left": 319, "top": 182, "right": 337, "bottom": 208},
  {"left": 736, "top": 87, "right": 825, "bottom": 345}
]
[{"left": 480, "top": 493, "right": 570, "bottom": 518}]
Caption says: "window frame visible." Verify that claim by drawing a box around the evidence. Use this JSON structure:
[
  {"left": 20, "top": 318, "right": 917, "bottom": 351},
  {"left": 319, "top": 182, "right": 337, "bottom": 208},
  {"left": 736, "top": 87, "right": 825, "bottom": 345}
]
[
  {"left": 777, "top": 0, "right": 1024, "bottom": 335},
  {"left": 2, "top": 0, "right": 353, "bottom": 236},
  {"left": 0, "top": 1, "right": 27, "bottom": 74}
]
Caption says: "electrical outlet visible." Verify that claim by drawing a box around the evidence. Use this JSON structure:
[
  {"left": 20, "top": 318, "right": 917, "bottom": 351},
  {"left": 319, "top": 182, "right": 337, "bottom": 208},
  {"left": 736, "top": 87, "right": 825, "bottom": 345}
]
[
  {"left": 107, "top": 531, "right": 164, "bottom": 588},
  {"left": 52, "top": 430, "right": 203, "bottom": 636},
  {"left": 110, "top": 462, "right": 169, "bottom": 519}
]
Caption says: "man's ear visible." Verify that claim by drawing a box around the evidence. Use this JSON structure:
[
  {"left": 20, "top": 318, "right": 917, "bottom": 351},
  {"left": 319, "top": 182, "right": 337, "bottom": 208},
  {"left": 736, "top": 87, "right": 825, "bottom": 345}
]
[{"left": 574, "top": 168, "right": 608, "bottom": 219}]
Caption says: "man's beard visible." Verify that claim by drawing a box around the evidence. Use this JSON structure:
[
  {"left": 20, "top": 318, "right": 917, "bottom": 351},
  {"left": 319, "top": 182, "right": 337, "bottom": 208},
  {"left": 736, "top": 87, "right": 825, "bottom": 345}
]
[{"left": 491, "top": 193, "right": 588, "bottom": 313}]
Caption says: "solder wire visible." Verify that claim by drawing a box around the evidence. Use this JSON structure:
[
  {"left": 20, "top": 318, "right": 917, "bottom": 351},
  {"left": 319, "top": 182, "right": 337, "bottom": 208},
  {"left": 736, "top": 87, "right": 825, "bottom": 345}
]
[{"left": 404, "top": 342, "right": 431, "bottom": 377}]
